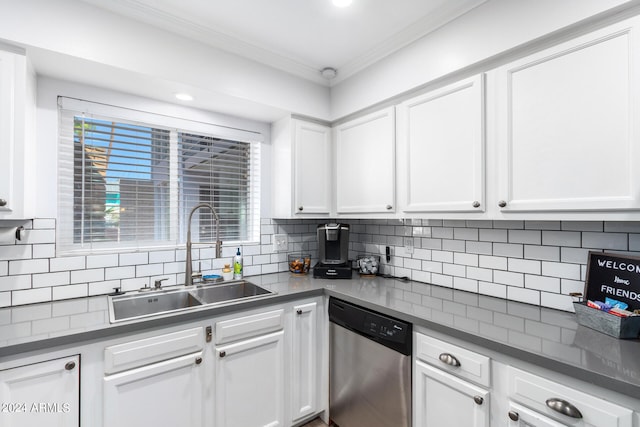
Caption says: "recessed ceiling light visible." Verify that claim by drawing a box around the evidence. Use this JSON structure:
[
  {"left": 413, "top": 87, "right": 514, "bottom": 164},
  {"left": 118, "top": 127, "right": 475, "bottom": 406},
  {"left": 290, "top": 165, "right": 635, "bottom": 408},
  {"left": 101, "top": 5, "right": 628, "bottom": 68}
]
[
  {"left": 175, "top": 93, "right": 194, "bottom": 101},
  {"left": 332, "top": 0, "right": 352, "bottom": 7}
]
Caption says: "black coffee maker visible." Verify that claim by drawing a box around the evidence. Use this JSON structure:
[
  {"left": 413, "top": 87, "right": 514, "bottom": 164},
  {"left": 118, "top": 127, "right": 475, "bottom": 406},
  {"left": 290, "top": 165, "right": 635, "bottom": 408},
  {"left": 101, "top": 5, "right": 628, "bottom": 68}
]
[{"left": 313, "top": 223, "right": 352, "bottom": 279}]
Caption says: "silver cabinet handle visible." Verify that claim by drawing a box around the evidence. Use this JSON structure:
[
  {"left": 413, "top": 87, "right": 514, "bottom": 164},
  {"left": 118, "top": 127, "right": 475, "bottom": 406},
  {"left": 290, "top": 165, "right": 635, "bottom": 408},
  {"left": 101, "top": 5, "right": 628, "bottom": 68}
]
[
  {"left": 386, "top": 205, "right": 393, "bottom": 210},
  {"left": 473, "top": 395, "right": 484, "bottom": 405},
  {"left": 195, "top": 357, "right": 203, "bottom": 365},
  {"left": 0, "top": 199, "right": 6, "bottom": 207},
  {"left": 65, "top": 361, "right": 76, "bottom": 371},
  {"left": 545, "top": 398, "right": 583, "bottom": 419},
  {"left": 298, "top": 206, "right": 303, "bottom": 211},
  {"left": 296, "top": 309, "right": 303, "bottom": 315},
  {"left": 498, "top": 200, "right": 507, "bottom": 208},
  {"left": 219, "top": 350, "right": 226, "bottom": 358},
  {"left": 508, "top": 411, "right": 519, "bottom": 421},
  {"left": 438, "top": 353, "right": 461, "bottom": 367},
  {"left": 472, "top": 201, "right": 480, "bottom": 208}
]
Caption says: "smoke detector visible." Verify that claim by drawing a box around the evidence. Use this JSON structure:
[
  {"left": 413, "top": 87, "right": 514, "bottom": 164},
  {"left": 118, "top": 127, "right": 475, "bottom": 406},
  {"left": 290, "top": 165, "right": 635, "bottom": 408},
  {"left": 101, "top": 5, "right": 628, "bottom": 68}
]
[{"left": 321, "top": 67, "right": 337, "bottom": 79}]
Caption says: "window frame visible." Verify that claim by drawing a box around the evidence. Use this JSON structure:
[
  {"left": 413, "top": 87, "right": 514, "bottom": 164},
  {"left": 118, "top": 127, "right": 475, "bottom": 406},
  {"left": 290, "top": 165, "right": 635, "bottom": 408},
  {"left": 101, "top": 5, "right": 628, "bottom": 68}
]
[{"left": 57, "top": 96, "right": 262, "bottom": 255}]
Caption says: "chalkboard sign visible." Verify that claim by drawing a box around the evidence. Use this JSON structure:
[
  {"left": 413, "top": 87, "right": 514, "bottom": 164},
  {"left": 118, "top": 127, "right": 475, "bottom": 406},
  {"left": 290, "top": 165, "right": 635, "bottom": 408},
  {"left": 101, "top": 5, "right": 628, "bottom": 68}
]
[{"left": 585, "top": 251, "right": 640, "bottom": 311}]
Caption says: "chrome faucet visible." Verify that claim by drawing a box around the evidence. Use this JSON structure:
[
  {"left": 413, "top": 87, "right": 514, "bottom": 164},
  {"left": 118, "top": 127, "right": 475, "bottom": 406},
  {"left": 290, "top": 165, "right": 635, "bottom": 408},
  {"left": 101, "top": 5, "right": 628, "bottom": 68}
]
[{"left": 185, "top": 203, "right": 222, "bottom": 286}]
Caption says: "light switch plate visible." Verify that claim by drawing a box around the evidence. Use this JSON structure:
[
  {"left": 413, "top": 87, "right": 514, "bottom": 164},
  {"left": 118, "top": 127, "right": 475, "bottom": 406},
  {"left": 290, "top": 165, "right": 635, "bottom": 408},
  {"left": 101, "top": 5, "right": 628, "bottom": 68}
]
[{"left": 273, "top": 234, "right": 288, "bottom": 252}]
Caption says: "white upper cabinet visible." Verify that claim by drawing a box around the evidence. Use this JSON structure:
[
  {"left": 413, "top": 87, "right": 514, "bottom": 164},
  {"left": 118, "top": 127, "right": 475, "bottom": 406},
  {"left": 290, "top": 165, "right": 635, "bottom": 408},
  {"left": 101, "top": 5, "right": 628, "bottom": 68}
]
[
  {"left": 397, "top": 75, "right": 485, "bottom": 214},
  {"left": 0, "top": 48, "right": 34, "bottom": 219},
  {"left": 494, "top": 16, "right": 640, "bottom": 214},
  {"left": 335, "top": 107, "right": 396, "bottom": 214},
  {"left": 271, "top": 117, "right": 332, "bottom": 218},
  {"left": 293, "top": 120, "right": 332, "bottom": 215}
]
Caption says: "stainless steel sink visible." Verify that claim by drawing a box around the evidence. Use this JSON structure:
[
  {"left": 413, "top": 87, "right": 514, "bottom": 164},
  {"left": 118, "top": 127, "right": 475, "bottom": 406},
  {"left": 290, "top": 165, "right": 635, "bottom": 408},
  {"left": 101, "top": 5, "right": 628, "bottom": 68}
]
[
  {"left": 110, "top": 289, "right": 203, "bottom": 322},
  {"left": 108, "top": 280, "right": 274, "bottom": 323},
  {"left": 191, "top": 280, "right": 273, "bottom": 305}
]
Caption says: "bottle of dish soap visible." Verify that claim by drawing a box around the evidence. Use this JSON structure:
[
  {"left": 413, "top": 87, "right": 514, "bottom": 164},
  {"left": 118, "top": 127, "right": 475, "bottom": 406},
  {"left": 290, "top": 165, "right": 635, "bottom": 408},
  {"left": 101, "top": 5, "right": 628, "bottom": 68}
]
[{"left": 233, "top": 248, "right": 243, "bottom": 279}]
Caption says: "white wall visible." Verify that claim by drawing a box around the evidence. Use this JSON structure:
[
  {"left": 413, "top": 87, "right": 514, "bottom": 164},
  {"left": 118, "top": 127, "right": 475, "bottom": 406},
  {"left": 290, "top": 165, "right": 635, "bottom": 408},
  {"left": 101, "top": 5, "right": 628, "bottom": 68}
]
[
  {"left": 36, "top": 77, "right": 273, "bottom": 218},
  {"left": 0, "top": 0, "right": 330, "bottom": 122},
  {"left": 330, "top": 0, "right": 635, "bottom": 119}
]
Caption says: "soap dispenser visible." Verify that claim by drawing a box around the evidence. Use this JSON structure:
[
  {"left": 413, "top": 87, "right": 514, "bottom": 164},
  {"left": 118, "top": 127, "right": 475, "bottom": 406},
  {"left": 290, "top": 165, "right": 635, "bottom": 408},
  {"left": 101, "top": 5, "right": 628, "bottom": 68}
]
[{"left": 233, "top": 248, "right": 243, "bottom": 279}]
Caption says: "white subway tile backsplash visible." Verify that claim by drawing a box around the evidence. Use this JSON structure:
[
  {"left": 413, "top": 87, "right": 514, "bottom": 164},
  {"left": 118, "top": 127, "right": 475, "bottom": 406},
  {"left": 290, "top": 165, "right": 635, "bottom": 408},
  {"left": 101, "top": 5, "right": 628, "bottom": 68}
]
[
  {"left": 508, "top": 230, "right": 541, "bottom": 245},
  {"left": 12, "top": 287, "right": 51, "bottom": 305},
  {"left": 582, "top": 232, "right": 627, "bottom": 250},
  {"left": 493, "top": 243, "right": 523, "bottom": 258},
  {"left": 0, "top": 217, "right": 639, "bottom": 313},
  {"left": 524, "top": 274, "right": 560, "bottom": 293},
  {"left": 454, "top": 227, "right": 478, "bottom": 241},
  {"left": 50, "top": 256, "right": 85, "bottom": 272},
  {"left": 454, "top": 252, "right": 478, "bottom": 267},
  {"left": 524, "top": 245, "right": 559, "bottom": 262},
  {"left": 432, "top": 227, "right": 453, "bottom": 239},
  {"left": 494, "top": 270, "right": 524, "bottom": 287},
  {"left": 507, "top": 286, "right": 540, "bottom": 306},
  {"left": 541, "top": 261, "right": 581, "bottom": 280},
  {"left": 32, "top": 244, "right": 56, "bottom": 259},
  {"left": 86, "top": 254, "right": 119, "bottom": 269},
  {"left": 562, "top": 221, "right": 603, "bottom": 231},
  {"left": 52, "top": 283, "right": 88, "bottom": 300},
  {"left": 508, "top": 258, "right": 541, "bottom": 275},
  {"left": 479, "top": 255, "right": 507, "bottom": 270},
  {"left": 432, "top": 250, "right": 453, "bottom": 263},
  {"left": 32, "top": 271, "right": 70, "bottom": 288},
  {"left": 542, "top": 231, "right": 581, "bottom": 247},
  {"left": 478, "top": 281, "right": 507, "bottom": 299},
  {"left": 119, "top": 252, "right": 149, "bottom": 266},
  {"left": 0, "top": 245, "right": 31, "bottom": 261},
  {"left": 9, "top": 259, "right": 48, "bottom": 275},
  {"left": 0, "top": 275, "right": 31, "bottom": 292},
  {"left": 71, "top": 268, "right": 104, "bottom": 284}
]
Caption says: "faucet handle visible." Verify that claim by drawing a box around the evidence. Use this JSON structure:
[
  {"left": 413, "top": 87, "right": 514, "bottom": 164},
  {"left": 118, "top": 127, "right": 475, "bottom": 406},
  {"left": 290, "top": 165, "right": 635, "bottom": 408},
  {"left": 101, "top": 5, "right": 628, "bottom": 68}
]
[{"left": 154, "top": 278, "right": 169, "bottom": 289}]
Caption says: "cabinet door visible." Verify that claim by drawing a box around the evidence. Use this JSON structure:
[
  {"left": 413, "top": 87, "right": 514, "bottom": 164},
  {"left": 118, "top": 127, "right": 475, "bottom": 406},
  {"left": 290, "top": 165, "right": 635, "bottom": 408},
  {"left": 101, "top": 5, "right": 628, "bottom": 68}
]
[
  {"left": 0, "top": 355, "right": 79, "bottom": 427},
  {"left": 103, "top": 352, "right": 205, "bottom": 427},
  {"left": 294, "top": 120, "right": 332, "bottom": 215},
  {"left": 414, "top": 360, "right": 489, "bottom": 427},
  {"left": 397, "top": 75, "right": 485, "bottom": 213},
  {"left": 495, "top": 17, "right": 640, "bottom": 212},
  {"left": 216, "top": 331, "right": 285, "bottom": 427},
  {"left": 335, "top": 107, "right": 395, "bottom": 214},
  {"left": 0, "top": 50, "right": 17, "bottom": 215},
  {"left": 291, "top": 302, "right": 318, "bottom": 423}
]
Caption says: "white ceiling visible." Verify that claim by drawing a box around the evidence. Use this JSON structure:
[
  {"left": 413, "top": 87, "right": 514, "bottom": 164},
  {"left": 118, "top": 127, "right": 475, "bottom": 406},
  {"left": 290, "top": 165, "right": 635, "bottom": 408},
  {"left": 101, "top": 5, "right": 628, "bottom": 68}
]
[{"left": 79, "top": 0, "right": 487, "bottom": 85}]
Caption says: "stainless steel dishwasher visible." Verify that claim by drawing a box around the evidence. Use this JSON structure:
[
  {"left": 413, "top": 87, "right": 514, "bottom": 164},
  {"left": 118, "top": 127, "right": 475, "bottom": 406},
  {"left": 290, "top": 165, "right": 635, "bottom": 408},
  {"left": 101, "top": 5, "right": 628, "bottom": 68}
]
[{"left": 329, "top": 297, "right": 412, "bottom": 427}]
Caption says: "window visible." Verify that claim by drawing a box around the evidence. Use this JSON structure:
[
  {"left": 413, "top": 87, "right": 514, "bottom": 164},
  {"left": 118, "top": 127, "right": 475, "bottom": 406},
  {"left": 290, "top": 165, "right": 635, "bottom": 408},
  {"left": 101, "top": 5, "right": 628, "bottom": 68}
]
[{"left": 58, "top": 97, "right": 261, "bottom": 254}]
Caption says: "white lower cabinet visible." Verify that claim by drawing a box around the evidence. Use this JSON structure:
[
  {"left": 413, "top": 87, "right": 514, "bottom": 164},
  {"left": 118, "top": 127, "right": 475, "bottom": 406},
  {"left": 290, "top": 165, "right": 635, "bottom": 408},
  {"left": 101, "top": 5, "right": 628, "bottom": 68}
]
[
  {"left": 215, "top": 308, "right": 286, "bottom": 427},
  {"left": 102, "top": 327, "right": 207, "bottom": 427},
  {"left": 414, "top": 332, "right": 490, "bottom": 427},
  {"left": 103, "top": 353, "right": 206, "bottom": 427},
  {"left": 506, "top": 402, "right": 566, "bottom": 427},
  {"left": 414, "top": 360, "right": 490, "bottom": 427},
  {"left": 506, "top": 367, "right": 633, "bottom": 427},
  {"left": 290, "top": 301, "right": 320, "bottom": 424},
  {"left": 0, "top": 355, "right": 80, "bottom": 427}
]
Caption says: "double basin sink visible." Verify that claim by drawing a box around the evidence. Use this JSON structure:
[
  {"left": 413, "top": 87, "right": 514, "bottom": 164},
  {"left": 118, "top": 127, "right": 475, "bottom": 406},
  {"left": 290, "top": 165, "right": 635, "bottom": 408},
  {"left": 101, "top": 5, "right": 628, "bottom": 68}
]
[{"left": 108, "top": 280, "right": 274, "bottom": 323}]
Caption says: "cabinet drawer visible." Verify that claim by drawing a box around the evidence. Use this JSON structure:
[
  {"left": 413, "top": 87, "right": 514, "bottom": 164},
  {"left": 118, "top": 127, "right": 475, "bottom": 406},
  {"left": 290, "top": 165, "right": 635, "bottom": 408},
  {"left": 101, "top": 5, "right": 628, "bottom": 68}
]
[
  {"left": 215, "top": 309, "right": 284, "bottom": 345},
  {"left": 508, "top": 367, "right": 633, "bottom": 427},
  {"left": 105, "top": 327, "right": 204, "bottom": 374},
  {"left": 415, "top": 333, "right": 491, "bottom": 387}
]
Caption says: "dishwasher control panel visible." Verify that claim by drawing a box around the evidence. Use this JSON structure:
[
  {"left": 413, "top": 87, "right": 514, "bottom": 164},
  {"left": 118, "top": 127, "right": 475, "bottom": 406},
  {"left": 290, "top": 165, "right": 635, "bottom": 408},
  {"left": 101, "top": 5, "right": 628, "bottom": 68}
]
[{"left": 364, "top": 314, "right": 408, "bottom": 343}]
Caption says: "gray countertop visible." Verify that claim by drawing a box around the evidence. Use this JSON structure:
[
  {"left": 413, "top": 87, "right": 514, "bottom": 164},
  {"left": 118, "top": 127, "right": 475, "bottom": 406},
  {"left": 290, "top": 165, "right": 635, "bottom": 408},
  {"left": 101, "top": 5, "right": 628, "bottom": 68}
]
[{"left": 1, "top": 272, "right": 639, "bottom": 399}]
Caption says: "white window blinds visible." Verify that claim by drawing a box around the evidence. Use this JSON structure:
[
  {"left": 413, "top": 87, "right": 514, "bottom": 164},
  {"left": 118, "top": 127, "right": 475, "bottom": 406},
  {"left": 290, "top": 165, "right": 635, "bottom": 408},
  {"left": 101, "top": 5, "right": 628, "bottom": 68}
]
[{"left": 58, "top": 97, "right": 261, "bottom": 254}]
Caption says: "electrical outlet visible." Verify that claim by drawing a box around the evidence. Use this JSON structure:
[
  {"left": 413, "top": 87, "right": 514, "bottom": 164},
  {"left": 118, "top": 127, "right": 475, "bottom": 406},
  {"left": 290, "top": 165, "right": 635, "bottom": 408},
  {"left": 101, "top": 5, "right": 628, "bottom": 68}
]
[
  {"left": 404, "top": 237, "right": 414, "bottom": 255},
  {"left": 273, "top": 234, "right": 288, "bottom": 252}
]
